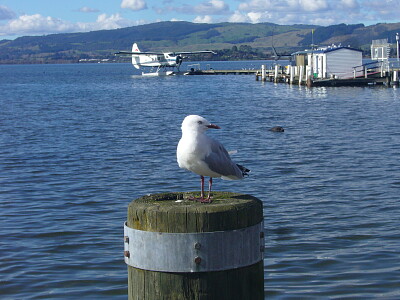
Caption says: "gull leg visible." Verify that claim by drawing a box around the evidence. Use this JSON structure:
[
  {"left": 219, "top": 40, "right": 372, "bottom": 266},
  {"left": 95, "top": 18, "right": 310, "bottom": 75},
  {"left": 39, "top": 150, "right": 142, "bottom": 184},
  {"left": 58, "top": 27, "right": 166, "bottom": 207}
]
[
  {"left": 199, "top": 177, "right": 213, "bottom": 203},
  {"left": 189, "top": 176, "right": 206, "bottom": 202},
  {"left": 200, "top": 175, "right": 205, "bottom": 199},
  {"left": 204, "top": 177, "right": 213, "bottom": 203}
]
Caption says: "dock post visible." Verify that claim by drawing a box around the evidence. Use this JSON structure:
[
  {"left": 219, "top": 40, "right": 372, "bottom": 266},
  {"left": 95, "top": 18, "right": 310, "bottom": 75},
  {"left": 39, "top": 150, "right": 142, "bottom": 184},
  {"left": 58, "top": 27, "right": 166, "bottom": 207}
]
[
  {"left": 261, "top": 64, "right": 266, "bottom": 81},
  {"left": 274, "top": 65, "right": 279, "bottom": 82},
  {"left": 290, "top": 66, "right": 295, "bottom": 84},
  {"left": 125, "top": 192, "right": 265, "bottom": 300},
  {"left": 307, "top": 77, "right": 313, "bottom": 88},
  {"left": 392, "top": 70, "right": 399, "bottom": 85},
  {"left": 299, "top": 66, "right": 304, "bottom": 85}
]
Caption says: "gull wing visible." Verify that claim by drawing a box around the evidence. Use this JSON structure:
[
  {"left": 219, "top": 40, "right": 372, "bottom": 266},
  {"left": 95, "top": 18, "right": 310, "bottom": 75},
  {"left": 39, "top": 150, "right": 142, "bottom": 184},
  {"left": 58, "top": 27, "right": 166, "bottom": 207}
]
[{"left": 203, "top": 139, "right": 243, "bottom": 179}]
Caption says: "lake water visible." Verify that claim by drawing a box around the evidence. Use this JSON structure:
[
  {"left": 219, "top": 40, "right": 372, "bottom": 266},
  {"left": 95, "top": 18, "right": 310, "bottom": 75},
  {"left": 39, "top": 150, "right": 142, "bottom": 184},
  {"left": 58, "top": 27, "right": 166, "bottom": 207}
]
[{"left": 1, "top": 61, "right": 400, "bottom": 299}]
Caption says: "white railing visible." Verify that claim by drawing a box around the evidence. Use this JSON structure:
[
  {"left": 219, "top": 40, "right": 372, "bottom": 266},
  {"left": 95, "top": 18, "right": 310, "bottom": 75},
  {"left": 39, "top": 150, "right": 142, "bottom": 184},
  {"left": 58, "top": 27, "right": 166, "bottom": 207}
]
[{"left": 352, "top": 61, "right": 384, "bottom": 78}]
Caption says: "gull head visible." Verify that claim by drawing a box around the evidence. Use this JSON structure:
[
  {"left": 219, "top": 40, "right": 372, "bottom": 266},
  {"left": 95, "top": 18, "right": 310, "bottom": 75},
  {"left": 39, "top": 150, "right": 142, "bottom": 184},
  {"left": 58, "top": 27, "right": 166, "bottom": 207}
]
[{"left": 181, "top": 115, "right": 220, "bottom": 133}]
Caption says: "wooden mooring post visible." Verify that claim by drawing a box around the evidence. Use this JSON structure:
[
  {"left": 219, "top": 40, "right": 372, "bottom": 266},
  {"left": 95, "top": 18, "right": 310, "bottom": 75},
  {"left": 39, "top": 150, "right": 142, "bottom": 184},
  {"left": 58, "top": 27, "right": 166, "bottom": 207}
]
[{"left": 124, "top": 192, "right": 265, "bottom": 300}]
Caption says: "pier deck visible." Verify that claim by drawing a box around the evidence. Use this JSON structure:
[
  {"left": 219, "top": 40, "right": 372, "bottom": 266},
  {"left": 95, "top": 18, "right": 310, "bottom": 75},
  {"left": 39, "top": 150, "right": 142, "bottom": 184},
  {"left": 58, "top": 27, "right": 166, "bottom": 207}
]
[
  {"left": 184, "top": 69, "right": 258, "bottom": 75},
  {"left": 182, "top": 65, "right": 399, "bottom": 86}
]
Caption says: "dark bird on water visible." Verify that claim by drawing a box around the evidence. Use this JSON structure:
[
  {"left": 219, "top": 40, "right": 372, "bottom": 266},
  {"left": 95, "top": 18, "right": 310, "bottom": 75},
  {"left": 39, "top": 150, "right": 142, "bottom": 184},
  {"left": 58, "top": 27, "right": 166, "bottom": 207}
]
[{"left": 269, "top": 126, "right": 285, "bottom": 132}]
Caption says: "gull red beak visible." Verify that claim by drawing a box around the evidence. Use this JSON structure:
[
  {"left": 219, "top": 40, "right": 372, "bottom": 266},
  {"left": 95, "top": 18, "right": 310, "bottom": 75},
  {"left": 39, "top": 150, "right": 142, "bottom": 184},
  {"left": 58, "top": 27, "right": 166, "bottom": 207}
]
[{"left": 207, "top": 124, "right": 220, "bottom": 129}]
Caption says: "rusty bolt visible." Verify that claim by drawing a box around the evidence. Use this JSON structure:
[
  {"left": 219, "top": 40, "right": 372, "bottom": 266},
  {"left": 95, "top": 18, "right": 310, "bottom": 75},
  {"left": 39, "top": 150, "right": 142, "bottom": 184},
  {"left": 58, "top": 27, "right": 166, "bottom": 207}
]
[
  {"left": 124, "top": 250, "right": 130, "bottom": 258},
  {"left": 194, "top": 242, "right": 201, "bottom": 250},
  {"left": 194, "top": 256, "right": 202, "bottom": 265},
  {"left": 124, "top": 236, "right": 129, "bottom": 243}
]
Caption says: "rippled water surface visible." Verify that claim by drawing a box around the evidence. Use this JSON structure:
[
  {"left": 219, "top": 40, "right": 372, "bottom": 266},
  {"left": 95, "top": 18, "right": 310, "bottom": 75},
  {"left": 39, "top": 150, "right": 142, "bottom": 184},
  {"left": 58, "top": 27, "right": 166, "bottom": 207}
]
[{"left": 1, "top": 62, "right": 400, "bottom": 299}]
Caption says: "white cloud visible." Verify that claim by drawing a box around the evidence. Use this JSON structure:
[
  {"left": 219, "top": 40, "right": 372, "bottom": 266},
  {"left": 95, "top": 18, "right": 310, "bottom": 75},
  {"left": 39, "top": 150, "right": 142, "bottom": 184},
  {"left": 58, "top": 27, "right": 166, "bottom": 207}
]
[
  {"left": 233, "top": 0, "right": 369, "bottom": 25},
  {"left": 193, "top": 0, "right": 229, "bottom": 14},
  {"left": 308, "top": 16, "right": 336, "bottom": 26},
  {"left": 239, "top": 0, "right": 329, "bottom": 13},
  {"left": 228, "top": 11, "right": 249, "bottom": 23},
  {"left": 247, "top": 12, "right": 263, "bottom": 23},
  {"left": 228, "top": 10, "right": 274, "bottom": 23},
  {"left": 3, "top": 14, "right": 74, "bottom": 35},
  {"left": 77, "top": 6, "right": 100, "bottom": 13},
  {"left": 92, "top": 13, "right": 133, "bottom": 30},
  {"left": 193, "top": 15, "right": 213, "bottom": 23},
  {"left": 0, "top": 13, "right": 143, "bottom": 37},
  {"left": 340, "top": 0, "right": 359, "bottom": 9},
  {"left": 160, "top": 0, "right": 229, "bottom": 16},
  {"left": 121, "top": 0, "right": 147, "bottom": 11},
  {"left": 300, "top": 0, "right": 329, "bottom": 12},
  {"left": 238, "top": 0, "right": 274, "bottom": 11},
  {"left": 0, "top": 5, "right": 16, "bottom": 20},
  {"left": 363, "top": 0, "right": 400, "bottom": 19}
]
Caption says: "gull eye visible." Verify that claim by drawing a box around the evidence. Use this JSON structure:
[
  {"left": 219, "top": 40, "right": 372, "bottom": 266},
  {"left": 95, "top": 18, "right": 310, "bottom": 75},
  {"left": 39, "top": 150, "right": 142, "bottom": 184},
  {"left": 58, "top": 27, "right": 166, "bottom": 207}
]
[{"left": 197, "top": 121, "right": 203, "bottom": 125}]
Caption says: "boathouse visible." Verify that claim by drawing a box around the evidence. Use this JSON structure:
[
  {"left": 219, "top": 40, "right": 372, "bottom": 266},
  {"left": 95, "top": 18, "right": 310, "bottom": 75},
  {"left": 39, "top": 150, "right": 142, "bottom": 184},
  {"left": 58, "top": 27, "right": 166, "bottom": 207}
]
[
  {"left": 292, "top": 46, "right": 363, "bottom": 79},
  {"left": 371, "top": 38, "right": 390, "bottom": 61}
]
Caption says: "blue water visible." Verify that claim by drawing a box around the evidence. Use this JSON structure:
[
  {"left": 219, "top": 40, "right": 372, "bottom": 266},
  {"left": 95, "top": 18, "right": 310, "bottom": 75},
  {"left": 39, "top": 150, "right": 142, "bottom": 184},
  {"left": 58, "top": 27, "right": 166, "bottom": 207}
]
[{"left": 1, "top": 62, "right": 400, "bottom": 299}]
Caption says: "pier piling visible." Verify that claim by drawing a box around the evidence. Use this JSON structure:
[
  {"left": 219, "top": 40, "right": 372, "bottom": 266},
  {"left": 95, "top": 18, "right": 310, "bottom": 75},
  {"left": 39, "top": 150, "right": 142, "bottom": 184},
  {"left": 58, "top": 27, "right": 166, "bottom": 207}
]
[
  {"left": 124, "top": 192, "right": 264, "bottom": 300},
  {"left": 261, "top": 64, "right": 266, "bottom": 81}
]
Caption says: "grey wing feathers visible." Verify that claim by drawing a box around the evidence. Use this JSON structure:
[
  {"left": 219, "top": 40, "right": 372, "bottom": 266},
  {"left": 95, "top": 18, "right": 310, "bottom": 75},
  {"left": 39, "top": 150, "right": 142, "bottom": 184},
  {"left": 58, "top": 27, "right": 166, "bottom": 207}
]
[{"left": 204, "top": 140, "right": 244, "bottom": 178}]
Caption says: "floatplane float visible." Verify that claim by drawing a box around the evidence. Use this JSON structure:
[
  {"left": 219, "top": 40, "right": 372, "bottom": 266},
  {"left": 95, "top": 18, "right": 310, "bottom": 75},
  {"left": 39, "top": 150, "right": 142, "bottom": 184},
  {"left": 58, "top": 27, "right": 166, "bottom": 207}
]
[{"left": 115, "top": 43, "right": 216, "bottom": 76}]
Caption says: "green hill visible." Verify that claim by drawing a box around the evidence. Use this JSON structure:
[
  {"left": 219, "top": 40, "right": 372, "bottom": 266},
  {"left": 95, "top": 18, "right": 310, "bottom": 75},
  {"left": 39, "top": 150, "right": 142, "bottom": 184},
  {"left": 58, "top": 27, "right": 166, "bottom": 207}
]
[{"left": 1, "top": 21, "right": 400, "bottom": 64}]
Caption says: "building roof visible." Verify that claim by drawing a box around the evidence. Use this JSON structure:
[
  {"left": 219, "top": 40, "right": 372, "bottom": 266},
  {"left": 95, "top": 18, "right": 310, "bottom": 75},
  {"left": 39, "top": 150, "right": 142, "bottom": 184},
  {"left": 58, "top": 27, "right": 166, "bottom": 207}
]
[{"left": 292, "top": 46, "right": 363, "bottom": 56}]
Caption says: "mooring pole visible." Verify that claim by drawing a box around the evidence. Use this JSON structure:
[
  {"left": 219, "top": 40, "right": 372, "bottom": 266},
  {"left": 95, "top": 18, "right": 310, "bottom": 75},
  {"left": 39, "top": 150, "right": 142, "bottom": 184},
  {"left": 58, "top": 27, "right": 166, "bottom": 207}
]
[
  {"left": 299, "top": 66, "right": 304, "bottom": 85},
  {"left": 290, "top": 66, "right": 295, "bottom": 84},
  {"left": 261, "top": 64, "right": 266, "bottom": 81},
  {"left": 274, "top": 65, "right": 279, "bottom": 82},
  {"left": 124, "top": 192, "right": 265, "bottom": 300}
]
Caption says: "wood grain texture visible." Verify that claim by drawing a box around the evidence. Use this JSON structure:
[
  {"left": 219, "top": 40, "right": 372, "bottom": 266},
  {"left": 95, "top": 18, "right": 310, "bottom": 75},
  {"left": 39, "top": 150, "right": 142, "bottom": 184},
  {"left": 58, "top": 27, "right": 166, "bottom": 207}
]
[{"left": 126, "top": 191, "right": 264, "bottom": 300}]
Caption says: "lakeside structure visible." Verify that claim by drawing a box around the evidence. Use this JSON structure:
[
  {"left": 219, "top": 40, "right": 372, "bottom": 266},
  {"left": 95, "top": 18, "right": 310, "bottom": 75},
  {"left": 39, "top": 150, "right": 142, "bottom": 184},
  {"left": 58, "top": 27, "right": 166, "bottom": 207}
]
[
  {"left": 291, "top": 46, "right": 363, "bottom": 79},
  {"left": 164, "top": 37, "right": 400, "bottom": 87},
  {"left": 185, "top": 39, "right": 400, "bottom": 87},
  {"left": 256, "top": 39, "right": 400, "bottom": 87}
]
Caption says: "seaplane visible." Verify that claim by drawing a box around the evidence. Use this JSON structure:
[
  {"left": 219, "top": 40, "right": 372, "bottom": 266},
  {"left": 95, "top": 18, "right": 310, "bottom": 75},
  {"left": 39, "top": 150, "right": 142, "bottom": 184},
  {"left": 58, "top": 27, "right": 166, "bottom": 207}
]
[
  {"left": 271, "top": 45, "right": 292, "bottom": 61},
  {"left": 270, "top": 27, "right": 292, "bottom": 61},
  {"left": 115, "top": 43, "right": 216, "bottom": 76}
]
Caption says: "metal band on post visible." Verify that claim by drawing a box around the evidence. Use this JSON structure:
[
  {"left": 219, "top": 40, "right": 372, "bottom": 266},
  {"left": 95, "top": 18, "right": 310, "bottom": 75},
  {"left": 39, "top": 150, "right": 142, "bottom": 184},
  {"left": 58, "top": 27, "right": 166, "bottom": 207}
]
[{"left": 124, "top": 221, "right": 264, "bottom": 273}]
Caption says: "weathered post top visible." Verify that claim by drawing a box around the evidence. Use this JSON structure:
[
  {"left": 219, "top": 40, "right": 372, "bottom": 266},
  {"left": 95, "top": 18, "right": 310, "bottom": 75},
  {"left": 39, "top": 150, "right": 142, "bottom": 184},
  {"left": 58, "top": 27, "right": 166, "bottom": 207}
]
[{"left": 127, "top": 191, "right": 263, "bottom": 233}]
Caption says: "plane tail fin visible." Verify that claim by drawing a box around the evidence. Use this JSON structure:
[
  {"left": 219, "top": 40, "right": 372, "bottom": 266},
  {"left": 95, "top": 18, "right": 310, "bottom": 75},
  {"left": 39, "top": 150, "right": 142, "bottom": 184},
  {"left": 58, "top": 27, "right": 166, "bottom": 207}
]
[
  {"left": 271, "top": 45, "right": 279, "bottom": 58},
  {"left": 132, "top": 43, "right": 140, "bottom": 69}
]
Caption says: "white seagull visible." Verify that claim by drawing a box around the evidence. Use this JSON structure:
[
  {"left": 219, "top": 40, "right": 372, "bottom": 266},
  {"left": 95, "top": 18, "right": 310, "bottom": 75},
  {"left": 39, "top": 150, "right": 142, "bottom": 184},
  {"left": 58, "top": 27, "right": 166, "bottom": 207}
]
[{"left": 177, "top": 115, "right": 249, "bottom": 203}]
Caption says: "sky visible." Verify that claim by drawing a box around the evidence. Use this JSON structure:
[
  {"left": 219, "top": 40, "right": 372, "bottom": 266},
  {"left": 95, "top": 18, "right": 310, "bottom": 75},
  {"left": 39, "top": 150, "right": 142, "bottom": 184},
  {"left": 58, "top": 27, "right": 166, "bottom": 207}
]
[{"left": 1, "top": 0, "right": 399, "bottom": 40}]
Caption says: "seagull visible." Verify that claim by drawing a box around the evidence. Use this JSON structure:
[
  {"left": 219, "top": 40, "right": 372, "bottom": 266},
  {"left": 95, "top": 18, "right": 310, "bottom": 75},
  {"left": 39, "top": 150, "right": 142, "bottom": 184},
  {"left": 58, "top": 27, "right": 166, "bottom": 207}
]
[{"left": 177, "top": 115, "right": 249, "bottom": 203}]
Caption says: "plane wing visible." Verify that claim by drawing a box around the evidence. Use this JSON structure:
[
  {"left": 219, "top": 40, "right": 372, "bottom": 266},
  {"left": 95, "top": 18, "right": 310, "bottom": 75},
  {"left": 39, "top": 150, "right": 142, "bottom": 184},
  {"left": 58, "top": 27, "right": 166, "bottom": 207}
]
[
  {"left": 114, "top": 51, "right": 162, "bottom": 55},
  {"left": 115, "top": 50, "right": 216, "bottom": 56},
  {"left": 173, "top": 50, "right": 217, "bottom": 55}
]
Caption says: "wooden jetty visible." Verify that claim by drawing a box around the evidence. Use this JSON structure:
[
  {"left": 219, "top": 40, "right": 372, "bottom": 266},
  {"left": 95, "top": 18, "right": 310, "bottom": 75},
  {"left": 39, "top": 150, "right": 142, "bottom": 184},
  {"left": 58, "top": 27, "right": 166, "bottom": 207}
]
[
  {"left": 124, "top": 192, "right": 264, "bottom": 300},
  {"left": 182, "top": 60, "right": 400, "bottom": 87},
  {"left": 184, "top": 69, "right": 258, "bottom": 75},
  {"left": 255, "top": 61, "right": 400, "bottom": 87}
]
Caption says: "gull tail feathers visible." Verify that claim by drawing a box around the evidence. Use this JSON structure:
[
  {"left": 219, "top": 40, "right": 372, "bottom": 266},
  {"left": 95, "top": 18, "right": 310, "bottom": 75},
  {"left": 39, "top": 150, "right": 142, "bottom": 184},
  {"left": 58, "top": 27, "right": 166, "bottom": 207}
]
[{"left": 237, "top": 164, "right": 250, "bottom": 177}]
